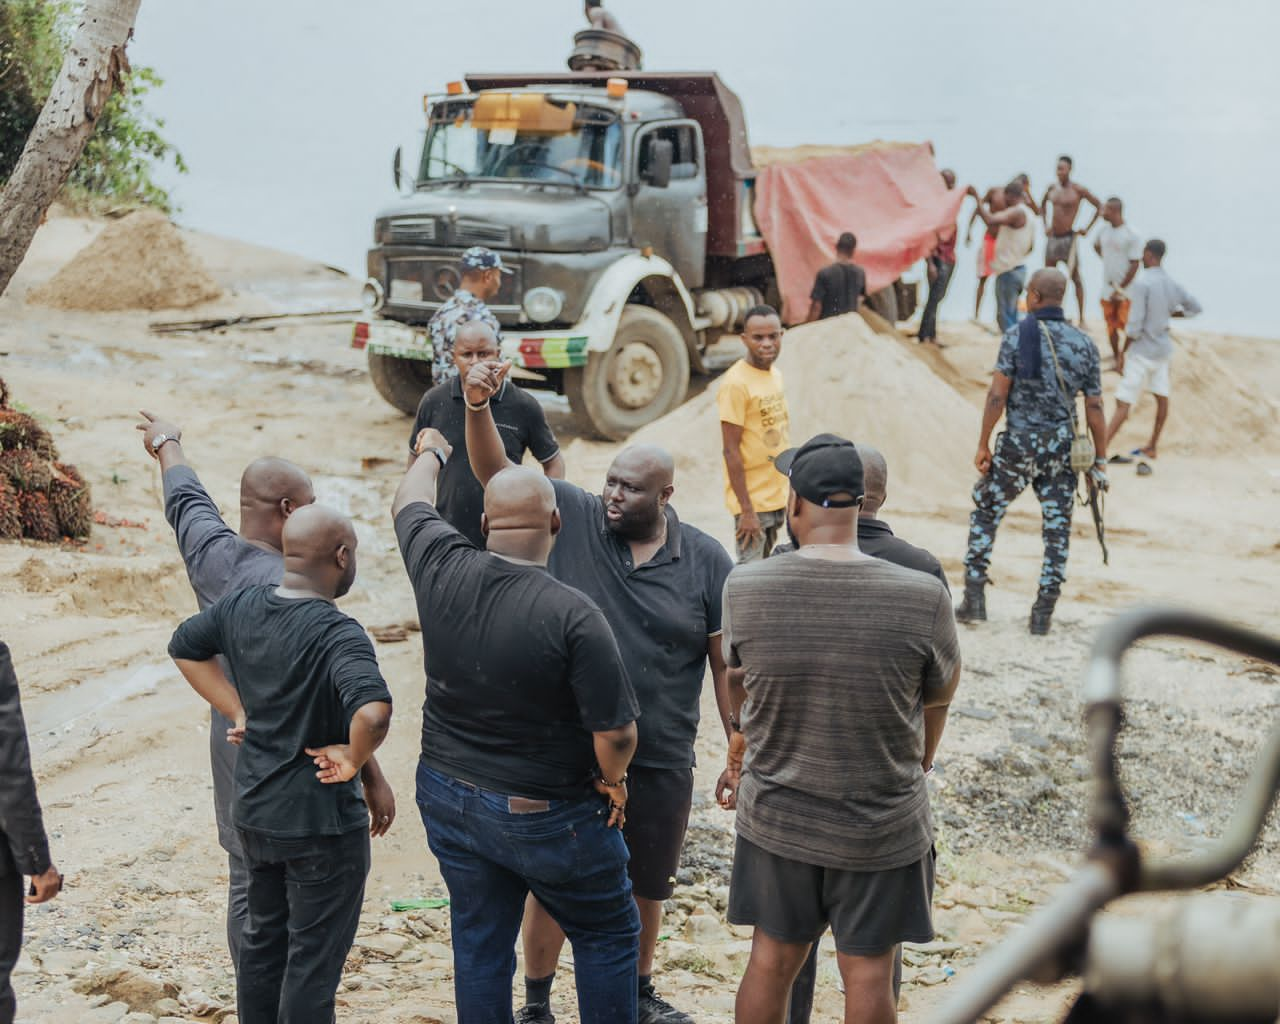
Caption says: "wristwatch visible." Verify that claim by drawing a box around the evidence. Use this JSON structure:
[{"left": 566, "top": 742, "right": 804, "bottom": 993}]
[
  {"left": 150, "top": 433, "right": 179, "bottom": 455},
  {"left": 422, "top": 446, "right": 448, "bottom": 469}
]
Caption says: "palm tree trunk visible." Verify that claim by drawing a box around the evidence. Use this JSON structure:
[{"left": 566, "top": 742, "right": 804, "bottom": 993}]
[{"left": 0, "top": 0, "right": 143, "bottom": 297}]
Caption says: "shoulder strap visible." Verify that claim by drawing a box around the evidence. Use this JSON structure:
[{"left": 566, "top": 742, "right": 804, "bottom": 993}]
[{"left": 1039, "top": 322, "right": 1079, "bottom": 429}]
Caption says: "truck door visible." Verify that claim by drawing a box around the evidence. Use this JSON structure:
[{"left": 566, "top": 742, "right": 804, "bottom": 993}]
[{"left": 630, "top": 120, "right": 707, "bottom": 289}]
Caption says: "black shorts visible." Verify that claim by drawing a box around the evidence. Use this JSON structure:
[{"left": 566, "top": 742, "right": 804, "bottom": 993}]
[
  {"left": 727, "top": 835, "right": 935, "bottom": 955},
  {"left": 621, "top": 766, "right": 694, "bottom": 901}
]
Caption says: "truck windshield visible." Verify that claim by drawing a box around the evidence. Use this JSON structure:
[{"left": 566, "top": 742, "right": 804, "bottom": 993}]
[{"left": 420, "top": 95, "right": 623, "bottom": 190}]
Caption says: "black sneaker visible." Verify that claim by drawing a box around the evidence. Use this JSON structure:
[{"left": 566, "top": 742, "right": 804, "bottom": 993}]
[
  {"left": 638, "top": 983, "right": 695, "bottom": 1024},
  {"left": 514, "top": 1005, "right": 556, "bottom": 1024}
]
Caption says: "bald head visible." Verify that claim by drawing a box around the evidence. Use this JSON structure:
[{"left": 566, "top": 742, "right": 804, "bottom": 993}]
[
  {"left": 1028, "top": 268, "right": 1068, "bottom": 308},
  {"left": 280, "top": 504, "right": 357, "bottom": 599},
  {"left": 856, "top": 445, "right": 888, "bottom": 516},
  {"left": 482, "top": 467, "right": 561, "bottom": 562},
  {"left": 239, "top": 457, "right": 314, "bottom": 550},
  {"left": 603, "top": 444, "right": 675, "bottom": 540}
]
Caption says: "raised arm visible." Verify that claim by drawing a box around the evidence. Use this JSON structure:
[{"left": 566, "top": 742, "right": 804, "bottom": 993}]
[
  {"left": 392, "top": 428, "right": 451, "bottom": 518},
  {"left": 462, "top": 361, "right": 517, "bottom": 487},
  {"left": 137, "top": 410, "right": 190, "bottom": 470}
]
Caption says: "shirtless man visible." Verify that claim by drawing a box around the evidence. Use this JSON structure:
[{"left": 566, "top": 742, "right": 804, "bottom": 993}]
[
  {"left": 1040, "top": 156, "right": 1102, "bottom": 326},
  {"left": 966, "top": 174, "right": 1039, "bottom": 324}
]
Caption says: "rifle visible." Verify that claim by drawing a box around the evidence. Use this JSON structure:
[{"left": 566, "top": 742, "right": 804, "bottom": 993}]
[{"left": 1082, "top": 473, "right": 1109, "bottom": 565}]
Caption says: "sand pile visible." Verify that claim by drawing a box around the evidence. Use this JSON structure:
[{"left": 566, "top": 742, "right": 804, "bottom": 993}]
[
  {"left": 1155, "top": 334, "right": 1280, "bottom": 454},
  {"left": 628, "top": 313, "right": 977, "bottom": 524},
  {"left": 27, "top": 210, "right": 222, "bottom": 312}
]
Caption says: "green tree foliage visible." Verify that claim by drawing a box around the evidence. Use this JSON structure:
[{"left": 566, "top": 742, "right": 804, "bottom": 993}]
[{"left": 0, "top": 0, "right": 183, "bottom": 210}]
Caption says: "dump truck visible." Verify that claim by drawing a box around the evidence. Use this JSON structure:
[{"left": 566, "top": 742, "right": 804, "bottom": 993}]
[{"left": 353, "top": 70, "right": 935, "bottom": 439}]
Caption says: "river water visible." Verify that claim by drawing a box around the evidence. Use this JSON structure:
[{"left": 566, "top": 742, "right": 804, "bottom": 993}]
[{"left": 133, "top": 0, "right": 1280, "bottom": 336}]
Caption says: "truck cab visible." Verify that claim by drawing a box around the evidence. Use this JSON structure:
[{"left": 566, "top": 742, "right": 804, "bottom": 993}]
[{"left": 355, "top": 72, "right": 770, "bottom": 439}]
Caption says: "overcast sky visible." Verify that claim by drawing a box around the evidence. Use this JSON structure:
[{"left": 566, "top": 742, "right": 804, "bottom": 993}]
[{"left": 130, "top": 0, "right": 1280, "bottom": 333}]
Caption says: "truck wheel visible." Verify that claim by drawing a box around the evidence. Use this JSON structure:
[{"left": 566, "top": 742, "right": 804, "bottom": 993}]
[
  {"left": 367, "top": 351, "right": 433, "bottom": 415},
  {"left": 564, "top": 305, "right": 691, "bottom": 441},
  {"left": 865, "top": 285, "right": 899, "bottom": 323}
]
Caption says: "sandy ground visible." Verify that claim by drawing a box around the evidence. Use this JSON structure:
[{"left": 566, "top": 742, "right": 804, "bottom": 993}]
[{"left": 1, "top": 215, "right": 1277, "bottom": 1024}]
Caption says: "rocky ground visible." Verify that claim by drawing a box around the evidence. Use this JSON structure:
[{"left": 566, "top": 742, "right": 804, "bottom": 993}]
[{"left": 1, "top": 215, "right": 1277, "bottom": 1023}]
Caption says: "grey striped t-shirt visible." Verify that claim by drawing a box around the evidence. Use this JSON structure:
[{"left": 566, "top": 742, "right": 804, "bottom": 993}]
[{"left": 723, "top": 552, "right": 961, "bottom": 871}]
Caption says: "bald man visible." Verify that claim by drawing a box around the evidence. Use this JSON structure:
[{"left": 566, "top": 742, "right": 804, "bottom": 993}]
[
  {"left": 958, "top": 269, "right": 1107, "bottom": 634},
  {"left": 138, "top": 412, "right": 396, "bottom": 974},
  {"left": 170, "top": 504, "right": 392, "bottom": 1024},
  {"left": 392, "top": 429, "right": 641, "bottom": 1023},
  {"left": 464, "top": 362, "right": 733, "bottom": 1024}
]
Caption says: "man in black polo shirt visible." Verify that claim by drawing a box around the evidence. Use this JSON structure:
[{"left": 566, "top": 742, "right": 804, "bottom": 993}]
[
  {"left": 409, "top": 320, "right": 563, "bottom": 548},
  {"left": 463, "top": 361, "right": 734, "bottom": 1024},
  {"left": 393, "top": 427, "right": 641, "bottom": 1023},
  {"left": 169, "top": 505, "right": 393, "bottom": 1024},
  {"left": 807, "top": 232, "right": 867, "bottom": 322}
]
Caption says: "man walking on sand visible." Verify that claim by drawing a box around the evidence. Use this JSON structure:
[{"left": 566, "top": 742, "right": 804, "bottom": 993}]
[
  {"left": 408, "top": 321, "right": 564, "bottom": 547},
  {"left": 1093, "top": 198, "right": 1143, "bottom": 372},
  {"left": 716, "top": 434, "right": 961, "bottom": 1024},
  {"left": 956, "top": 269, "right": 1108, "bottom": 635},
  {"left": 807, "top": 233, "right": 867, "bottom": 322},
  {"left": 394, "top": 425, "right": 642, "bottom": 1023},
  {"left": 464, "top": 362, "right": 734, "bottom": 1024},
  {"left": 1041, "top": 156, "right": 1102, "bottom": 325},
  {"left": 1106, "top": 240, "right": 1202, "bottom": 476},
  {"left": 918, "top": 171, "right": 959, "bottom": 347},
  {"left": 0, "top": 642, "right": 62, "bottom": 1024},
  {"left": 429, "top": 246, "right": 507, "bottom": 388},
  {"left": 137, "top": 413, "right": 395, "bottom": 975},
  {"left": 170, "top": 505, "right": 394, "bottom": 1024},
  {"left": 969, "top": 182, "right": 1036, "bottom": 333},
  {"left": 720, "top": 305, "right": 791, "bottom": 561}
]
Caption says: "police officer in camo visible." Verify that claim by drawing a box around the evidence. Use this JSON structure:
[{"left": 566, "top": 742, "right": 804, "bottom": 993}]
[
  {"left": 957, "top": 269, "right": 1109, "bottom": 634},
  {"left": 429, "top": 247, "right": 507, "bottom": 387}
]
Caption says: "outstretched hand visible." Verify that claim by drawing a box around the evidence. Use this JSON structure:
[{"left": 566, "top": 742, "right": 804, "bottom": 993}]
[
  {"left": 136, "top": 410, "right": 182, "bottom": 458},
  {"left": 464, "top": 360, "right": 512, "bottom": 408},
  {"left": 306, "top": 745, "right": 361, "bottom": 784},
  {"left": 412, "top": 427, "right": 453, "bottom": 459}
]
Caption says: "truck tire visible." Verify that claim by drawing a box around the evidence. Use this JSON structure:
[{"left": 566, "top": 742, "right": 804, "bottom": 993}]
[
  {"left": 865, "top": 285, "right": 899, "bottom": 323},
  {"left": 564, "top": 305, "right": 691, "bottom": 441},
  {"left": 367, "top": 351, "right": 432, "bottom": 415}
]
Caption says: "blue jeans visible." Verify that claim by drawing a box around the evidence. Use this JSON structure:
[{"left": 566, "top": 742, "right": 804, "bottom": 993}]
[
  {"left": 415, "top": 761, "right": 640, "bottom": 1024},
  {"left": 995, "top": 265, "right": 1027, "bottom": 331}
]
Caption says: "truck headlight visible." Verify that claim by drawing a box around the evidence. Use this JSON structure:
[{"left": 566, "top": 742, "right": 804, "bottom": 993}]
[
  {"left": 523, "top": 287, "right": 564, "bottom": 324},
  {"left": 361, "top": 278, "right": 385, "bottom": 312}
]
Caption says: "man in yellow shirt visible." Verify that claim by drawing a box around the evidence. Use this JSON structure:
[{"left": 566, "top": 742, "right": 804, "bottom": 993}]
[{"left": 719, "top": 306, "right": 791, "bottom": 562}]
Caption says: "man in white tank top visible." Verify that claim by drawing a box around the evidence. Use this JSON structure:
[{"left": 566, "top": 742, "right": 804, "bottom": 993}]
[{"left": 967, "top": 181, "right": 1036, "bottom": 331}]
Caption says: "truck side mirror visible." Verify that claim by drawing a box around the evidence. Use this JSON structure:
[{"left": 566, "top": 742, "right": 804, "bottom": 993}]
[
  {"left": 644, "top": 139, "right": 673, "bottom": 189},
  {"left": 393, "top": 146, "right": 404, "bottom": 191}
]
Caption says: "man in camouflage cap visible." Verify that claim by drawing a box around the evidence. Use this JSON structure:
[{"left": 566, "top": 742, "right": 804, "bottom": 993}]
[
  {"left": 957, "top": 269, "right": 1108, "bottom": 634},
  {"left": 429, "top": 247, "right": 507, "bottom": 388}
]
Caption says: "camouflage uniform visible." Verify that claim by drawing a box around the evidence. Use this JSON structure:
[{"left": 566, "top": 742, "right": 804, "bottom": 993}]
[
  {"left": 428, "top": 288, "right": 502, "bottom": 387},
  {"left": 964, "top": 318, "right": 1101, "bottom": 592},
  {"left": 428, "top": 247, "right": 508, "bottom": 387}
]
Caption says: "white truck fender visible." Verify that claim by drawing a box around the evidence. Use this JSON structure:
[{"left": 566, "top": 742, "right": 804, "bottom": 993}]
[{"left": 573, "top": 252, "right": 697, "bottom": 353}]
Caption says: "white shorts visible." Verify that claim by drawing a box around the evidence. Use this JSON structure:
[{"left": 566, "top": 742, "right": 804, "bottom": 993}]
[{"left": 1116, "top": 350, "right": 1171, "bottom": 404}]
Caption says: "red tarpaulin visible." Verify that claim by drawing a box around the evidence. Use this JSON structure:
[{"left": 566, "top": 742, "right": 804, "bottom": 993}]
[{"left": 753, "top": 143, "right": 966, "bottom": 324}]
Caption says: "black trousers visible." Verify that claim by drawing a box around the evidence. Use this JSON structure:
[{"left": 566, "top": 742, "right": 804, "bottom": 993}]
[
  {"left": 0, "top": 856, "right": 22, "bottom": 1024},
  {"left": 236, "top": 827, "right": 370, "bottom": 1024}
]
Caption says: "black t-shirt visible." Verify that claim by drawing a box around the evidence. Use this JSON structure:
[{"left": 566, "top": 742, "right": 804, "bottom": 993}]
[
  {"left": 395, "top": 502, "right": 639, "bottom": 799},
  {"left": 410, "top": 378, "right": 560, "bottom": 548},
  {"left": 546, "top": 480, "right": 734, "bottom": 769},
  {"left": 811, "top": 261, "right": 867, "bottom": 319},
  {"left": 168, "top": 586, "right": 392, "bottom": 839}
]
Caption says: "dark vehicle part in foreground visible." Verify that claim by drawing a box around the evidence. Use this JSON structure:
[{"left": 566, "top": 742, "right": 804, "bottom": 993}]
[{"left": 932, "top": 608, "right": 1280, "bottom": 1024}]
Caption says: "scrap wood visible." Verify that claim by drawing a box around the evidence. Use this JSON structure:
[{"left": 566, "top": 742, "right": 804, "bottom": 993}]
[{"left": 150, "top": 308, "right": 361, "bottom": 335}]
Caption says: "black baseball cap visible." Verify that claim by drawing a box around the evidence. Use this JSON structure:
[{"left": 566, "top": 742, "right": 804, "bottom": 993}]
[{"left": 774, "top": 433, "right": 864, "bottom": 508}]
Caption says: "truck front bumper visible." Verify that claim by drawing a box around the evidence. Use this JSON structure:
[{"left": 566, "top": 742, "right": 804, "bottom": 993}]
[{"left": 351, "top": 319, "right": 589, "bottom": 370}]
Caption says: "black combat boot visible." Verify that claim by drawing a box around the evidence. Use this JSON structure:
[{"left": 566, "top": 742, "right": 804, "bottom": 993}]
[
  {"left": 1029, "top": 589, "right": 1059, "bottom": 635},
  {"left": 955, "top": 579, "right": 987, "bottom": 623}
]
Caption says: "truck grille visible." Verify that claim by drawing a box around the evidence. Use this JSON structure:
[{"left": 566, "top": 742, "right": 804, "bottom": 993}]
[
  {"left": 385, "top": 255, "right": 522, "bottom": 313},
  {"left": 388, "top": 217, "right": 438, "bottom": 244},
  {"left": 454, "top": 220, "right": 511, "bottom": 248}
]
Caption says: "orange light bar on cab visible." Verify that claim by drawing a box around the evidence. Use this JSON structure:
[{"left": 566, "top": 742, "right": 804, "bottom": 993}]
[
  {"left": 606, "top": 78, "right": 628, "bottom": 99},
  {"left": 446, "top": 80, "right": 464, "bottom": 96}
]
